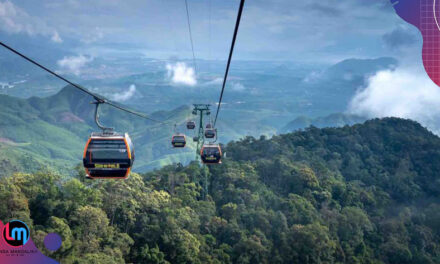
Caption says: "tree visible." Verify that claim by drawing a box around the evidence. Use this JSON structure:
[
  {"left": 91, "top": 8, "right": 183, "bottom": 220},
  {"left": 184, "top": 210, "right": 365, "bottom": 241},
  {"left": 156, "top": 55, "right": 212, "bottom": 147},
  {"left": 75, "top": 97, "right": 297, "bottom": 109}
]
[{"left": 286, "top": 223, "right": 337, "bottom": 263}]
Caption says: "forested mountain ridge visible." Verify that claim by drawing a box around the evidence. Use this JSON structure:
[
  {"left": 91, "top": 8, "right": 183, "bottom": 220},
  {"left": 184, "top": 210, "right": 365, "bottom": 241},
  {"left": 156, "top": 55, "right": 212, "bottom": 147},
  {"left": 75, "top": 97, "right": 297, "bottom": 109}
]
[
  {"left": 1, "top": 117, "right": 440, "bottom": 263},
  {"left": 228, "top": 117, "right": 440, "bottom": 201}
]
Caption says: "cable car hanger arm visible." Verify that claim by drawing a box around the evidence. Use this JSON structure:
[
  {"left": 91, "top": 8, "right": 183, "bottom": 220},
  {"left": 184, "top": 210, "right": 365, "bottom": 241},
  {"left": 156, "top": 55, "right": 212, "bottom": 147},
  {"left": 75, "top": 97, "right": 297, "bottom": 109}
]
[{"left": 92, "top": 101, "right": 114, "bottom": 133}]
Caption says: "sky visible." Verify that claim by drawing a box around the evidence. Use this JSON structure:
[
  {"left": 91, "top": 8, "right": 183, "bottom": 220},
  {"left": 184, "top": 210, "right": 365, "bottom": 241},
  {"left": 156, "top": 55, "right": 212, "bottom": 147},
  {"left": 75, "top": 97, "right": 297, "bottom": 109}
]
[
  {"left": 4, "top": 0, "right": 440, "bottom": 133},
  {"left": 0, "top": 0, "right": 420, "bottom": 62}
]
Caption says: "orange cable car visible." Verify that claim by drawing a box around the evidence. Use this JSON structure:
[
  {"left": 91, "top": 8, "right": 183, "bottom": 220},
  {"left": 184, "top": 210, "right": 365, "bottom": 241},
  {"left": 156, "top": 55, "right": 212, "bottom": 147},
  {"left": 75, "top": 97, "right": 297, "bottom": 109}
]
[
  {"left": 186, "top": 121, "right": 196, "bottom": 130},
  {"left": 171, "top": 134, "right": 187, "bottom": 148},
  {"left": 83, "top": 132, "right": 134, "bottom": 179},
  {"left": 204, "top": 128, "right": 216, "bottom": 139},
  {"left": 200, "top": 143, "right": 222, "bottom": 164}
]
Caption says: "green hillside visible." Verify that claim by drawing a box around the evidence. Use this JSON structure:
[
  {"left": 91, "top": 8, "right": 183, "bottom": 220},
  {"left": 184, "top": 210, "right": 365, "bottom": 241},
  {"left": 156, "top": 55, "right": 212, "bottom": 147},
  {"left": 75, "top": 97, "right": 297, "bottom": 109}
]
[
  {"left": 2, "top": 118, "right": 440, "bottom": 263},
  {"left": 0, "top": 86, "right": 196, "bottom": 176}
]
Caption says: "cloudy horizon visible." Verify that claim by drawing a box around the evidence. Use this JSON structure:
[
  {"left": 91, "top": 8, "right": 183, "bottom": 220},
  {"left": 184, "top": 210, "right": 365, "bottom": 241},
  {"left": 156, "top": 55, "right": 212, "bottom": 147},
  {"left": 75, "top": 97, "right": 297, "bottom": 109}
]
[
  {"left": 3, "top": 0, "right": 440, "bottom": 135},
  {"left": 0, "top": 0, "right": 420, "bottom": 63}
]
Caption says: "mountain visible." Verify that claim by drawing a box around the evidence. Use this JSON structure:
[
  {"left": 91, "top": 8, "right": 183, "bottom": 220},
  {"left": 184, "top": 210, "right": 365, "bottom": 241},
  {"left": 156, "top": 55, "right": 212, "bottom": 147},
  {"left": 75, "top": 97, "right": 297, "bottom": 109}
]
[
  {"left": 322, "top": 57, "right": 398, "bottom": 81},
  {"left": 299, "top": 57, "right": 398, "bottom": 118},
  {"left": 0, "top": 56, "right": 408, "bottom": 177},
  {"left": 282, "top": 113, "right": 367, "bottom": 132},
  {"left": 2, "top": 118, "right": 440, "bottom": 263},
  {"left": 1, "top": 57, "right": 398, "bottom": 133},
  {"left": 0, "top": 85, "right": 196, "bottom": 176},
  {"left": 0, "top": 56, "right": 402, "bottom": 175}
]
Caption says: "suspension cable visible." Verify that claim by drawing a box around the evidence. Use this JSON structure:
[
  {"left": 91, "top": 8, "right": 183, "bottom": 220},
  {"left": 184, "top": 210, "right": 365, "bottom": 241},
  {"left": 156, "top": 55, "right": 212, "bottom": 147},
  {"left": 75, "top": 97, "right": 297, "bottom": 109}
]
[
  {"left": 0, "top": 41, "right": 167, "bottom": 124},
  {"left": 184, "top": 0, "right": 198, "bottom": 74},
  {"left": 208, "top": 0, "right": 212, "bottom": 72},
  {"left": 213, "top": 0, "right": 245, "bottom": 127}
]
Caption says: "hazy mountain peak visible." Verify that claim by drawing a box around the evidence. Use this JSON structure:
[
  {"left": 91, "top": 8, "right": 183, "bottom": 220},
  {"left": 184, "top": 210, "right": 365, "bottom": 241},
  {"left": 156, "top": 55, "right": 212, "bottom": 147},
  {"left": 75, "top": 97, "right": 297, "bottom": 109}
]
[{"left": 325, "top": 57, "right": 398, "bottom": 77}]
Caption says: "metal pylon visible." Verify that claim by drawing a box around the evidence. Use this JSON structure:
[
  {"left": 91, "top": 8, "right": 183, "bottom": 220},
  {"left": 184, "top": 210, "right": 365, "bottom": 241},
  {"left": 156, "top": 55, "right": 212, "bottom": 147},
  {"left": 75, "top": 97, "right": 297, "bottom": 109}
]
[
  {"left": 192, "top": 104, "right": 211, "bottom": 159},
  {"left": 191, "top": 104, "right": 211, "bottom": 199}
]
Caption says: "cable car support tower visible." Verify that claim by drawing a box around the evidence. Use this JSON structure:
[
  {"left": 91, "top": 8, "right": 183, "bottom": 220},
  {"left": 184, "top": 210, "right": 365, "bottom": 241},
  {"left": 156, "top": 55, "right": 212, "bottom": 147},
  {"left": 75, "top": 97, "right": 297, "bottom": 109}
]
[
  {"left": 191, "top": 104, "right": 211, "bottom": 199},
  {"left": 192, "top": 104, "right": 211, "bottom": 157}
]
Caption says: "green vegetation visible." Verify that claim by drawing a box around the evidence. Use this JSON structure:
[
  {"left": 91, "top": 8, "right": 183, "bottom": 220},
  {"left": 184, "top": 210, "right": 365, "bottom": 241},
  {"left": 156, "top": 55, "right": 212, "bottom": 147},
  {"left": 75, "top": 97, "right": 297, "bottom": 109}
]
[
  {"left": 1, "top": 118, "right": 440, "bottom": 263},
  {"left": 0, "top": 86, "right": 197, "bottom": 175},
  {"left": 0, "top": 55, "right": 399, "bottom": 176}
]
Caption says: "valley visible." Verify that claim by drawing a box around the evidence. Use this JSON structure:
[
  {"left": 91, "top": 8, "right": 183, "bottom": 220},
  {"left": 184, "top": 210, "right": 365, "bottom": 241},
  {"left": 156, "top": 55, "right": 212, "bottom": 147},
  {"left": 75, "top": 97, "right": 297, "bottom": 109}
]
[{"left": 0, "top": 57, "right": 400, "bottom": 175}]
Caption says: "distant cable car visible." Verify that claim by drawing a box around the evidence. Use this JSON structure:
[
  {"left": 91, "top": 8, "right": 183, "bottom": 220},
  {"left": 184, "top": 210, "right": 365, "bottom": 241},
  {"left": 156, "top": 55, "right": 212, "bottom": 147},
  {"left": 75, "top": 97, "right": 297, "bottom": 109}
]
[
  {"left": 205, "top": 128, "right": 216, "bottom": 139},
  {"left": 200, "top": 144, "right": 222, "bottom": 164},
  {"left": 83, "top": 132, "right": 134, "bottom": 179},
  {"left": 206, "top": 123, "right": 213, "bottom": 129},
  {"left": 171, "top": 134, "right": 187, "bottom": 148},
  {"left": 187, "top": 121, "right": 196, "bottom": 130}
]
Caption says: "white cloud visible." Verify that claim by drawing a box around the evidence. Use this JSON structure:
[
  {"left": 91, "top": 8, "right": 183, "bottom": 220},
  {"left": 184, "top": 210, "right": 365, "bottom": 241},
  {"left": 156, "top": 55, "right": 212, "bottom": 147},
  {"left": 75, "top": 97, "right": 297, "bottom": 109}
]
[
  {"left": 200, "top": 77, "right": 245, "bottom": 91},
  {"left": 81, "top": 27, "right": 104, "bottom": 44},
  {"left": 51, "top": 31, "right": 63, "bottom": 43},
  {"left": 231, "top": 82, "right": 246, "bottom": 91},
  {"left": 57, "top": 55, "right": 93, "bottom": 76},
  {"left": 203, "top": 77, "right": 223, "bottom": 86},
  {"left": 110, "top": 84, "right": 137, "bottom": 102},
  {"left": 348, "top": 67, "right": 440, "bottom": 133},
  {"left": 303, "top": 71, "right": 323, "bottom": 83},
  {"left": 166, "top": 62, "right": 197, "bottom": 86},
  {"left": 0, "top": 1, "right": 62, "bottom": 43}
]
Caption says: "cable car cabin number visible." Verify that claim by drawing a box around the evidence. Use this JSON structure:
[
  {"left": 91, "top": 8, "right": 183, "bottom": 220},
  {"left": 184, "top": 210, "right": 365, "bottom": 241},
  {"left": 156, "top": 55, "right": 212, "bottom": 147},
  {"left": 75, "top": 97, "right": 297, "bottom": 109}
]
[{"left": 95, "top": 163, "right": 121, "bottom": 169}]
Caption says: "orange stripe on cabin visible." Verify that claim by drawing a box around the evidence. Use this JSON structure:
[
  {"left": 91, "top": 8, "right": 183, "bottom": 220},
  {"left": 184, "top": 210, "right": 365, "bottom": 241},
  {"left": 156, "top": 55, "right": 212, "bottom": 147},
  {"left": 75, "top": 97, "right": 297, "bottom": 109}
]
[
  {"left": 124, "top": 137, "right": 131, "bottom": 160},
  {"left": 83, "top": 138, "right": 92, "bottom": 158}
]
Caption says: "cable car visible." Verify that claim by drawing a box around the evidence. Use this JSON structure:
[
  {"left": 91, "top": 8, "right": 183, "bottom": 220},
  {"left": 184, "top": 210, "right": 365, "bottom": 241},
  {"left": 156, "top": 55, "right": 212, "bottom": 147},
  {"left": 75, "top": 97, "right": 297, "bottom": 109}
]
[
  {"left": 171, "top": 134, "right": 187, "bottom": 148},
  {"left": 83, "top": 132, "right": 134, "bottom": 179},
  {"left": 200, "top": 144, "right": 222, "bottom": 164},
  {"left": 187, "top": 121, "right": 196, "bottom": 130},
  {"left": 205, "top": 128, "right": 216, "bottom": 139}
]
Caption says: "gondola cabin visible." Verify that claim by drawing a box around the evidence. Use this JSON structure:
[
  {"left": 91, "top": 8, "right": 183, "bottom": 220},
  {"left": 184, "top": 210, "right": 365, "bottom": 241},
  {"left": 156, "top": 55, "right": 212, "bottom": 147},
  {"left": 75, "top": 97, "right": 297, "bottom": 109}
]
[
  {"left": 205, "top": 128, "right": 216, "bottom": 139},
  {"left": 171, "top": 134, "right": 187, "bottom": 148},
  {"left": 83, "top": 132, "right": 134, "bottom": 179},
  {"left": 200, "top": 144, "right": 222, "bottom": 164},
  {"left": 186, "top": 121, "right": 196, "bottom": 130}
]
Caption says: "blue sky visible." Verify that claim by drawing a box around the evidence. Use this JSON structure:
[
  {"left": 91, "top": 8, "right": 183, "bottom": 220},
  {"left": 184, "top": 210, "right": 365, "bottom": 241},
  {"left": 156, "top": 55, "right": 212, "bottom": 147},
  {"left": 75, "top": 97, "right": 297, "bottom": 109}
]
[{"left": 0, "top": 0, "right": 421, "bottom": 62}]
